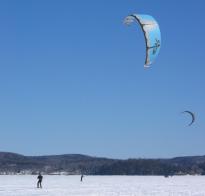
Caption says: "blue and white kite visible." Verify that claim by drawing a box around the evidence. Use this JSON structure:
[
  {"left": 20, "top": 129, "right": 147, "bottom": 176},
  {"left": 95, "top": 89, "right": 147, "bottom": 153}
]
[{"left": 124, "top": 14, "right": 161, "bottom": 68}]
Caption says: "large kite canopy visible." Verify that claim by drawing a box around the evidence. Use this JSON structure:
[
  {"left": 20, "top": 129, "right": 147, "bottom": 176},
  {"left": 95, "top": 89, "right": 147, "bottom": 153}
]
[
  {"left": 182, "top": 111, "right": 195, "bottom": 126},
  {"left": 124, "top": 14, "right": 161, "bottom": 67}
]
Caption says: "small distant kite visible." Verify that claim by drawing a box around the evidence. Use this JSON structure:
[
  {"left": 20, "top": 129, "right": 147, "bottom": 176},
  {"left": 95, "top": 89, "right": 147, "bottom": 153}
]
[
  {"left": 124, "top": 14, "right": 161, "bottom": 68},
  {"left": 182, "top": 111, "right": 195, "bottom": 126}
]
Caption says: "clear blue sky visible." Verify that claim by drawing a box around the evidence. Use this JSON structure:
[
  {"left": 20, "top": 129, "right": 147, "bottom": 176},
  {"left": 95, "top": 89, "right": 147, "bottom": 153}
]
[{"left": 0, "top": 0, "right": 205, "bottom": 158}]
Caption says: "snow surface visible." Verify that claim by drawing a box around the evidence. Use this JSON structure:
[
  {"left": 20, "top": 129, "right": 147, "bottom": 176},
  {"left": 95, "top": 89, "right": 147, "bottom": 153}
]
[{"left": 0, "top": 175, "right": 205, "bottom": 196}]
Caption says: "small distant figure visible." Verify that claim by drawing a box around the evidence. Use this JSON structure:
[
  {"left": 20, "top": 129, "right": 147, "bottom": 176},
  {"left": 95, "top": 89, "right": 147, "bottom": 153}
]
[
  {"left": 37, "top": 173, "right": 43, "bottom": 188},
  {"left": 80, "top": 174, "right": 84, "bottom": 182}
]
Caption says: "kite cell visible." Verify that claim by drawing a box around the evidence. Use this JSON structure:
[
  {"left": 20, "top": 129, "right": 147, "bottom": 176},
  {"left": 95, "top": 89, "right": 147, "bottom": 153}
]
[
  {"left": 124, "top": 14, "right": 161, "bottom": 67},
  {"left": 182, "top": 111, "right": 195, "bottom": 126}
]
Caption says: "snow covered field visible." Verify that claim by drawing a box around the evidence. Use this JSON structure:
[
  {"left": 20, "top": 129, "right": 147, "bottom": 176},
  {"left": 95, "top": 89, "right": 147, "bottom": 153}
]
[{"left": 0, "top": 175, "right": 205, "bottom": 196}]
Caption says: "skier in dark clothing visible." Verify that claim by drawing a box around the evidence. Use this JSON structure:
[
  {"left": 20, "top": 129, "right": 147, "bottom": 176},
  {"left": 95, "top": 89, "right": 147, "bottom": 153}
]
[
  {"left": 80, "top": 174, "right": 84, "bottom": 182},
  {"left": 37, "top": 173, "right": 43, "bottom": 188}
]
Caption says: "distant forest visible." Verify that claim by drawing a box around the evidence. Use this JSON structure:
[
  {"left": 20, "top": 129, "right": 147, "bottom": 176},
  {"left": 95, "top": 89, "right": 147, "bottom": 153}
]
[{"left": 1, "top": 152, "right": 205, "bottom": 175}]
